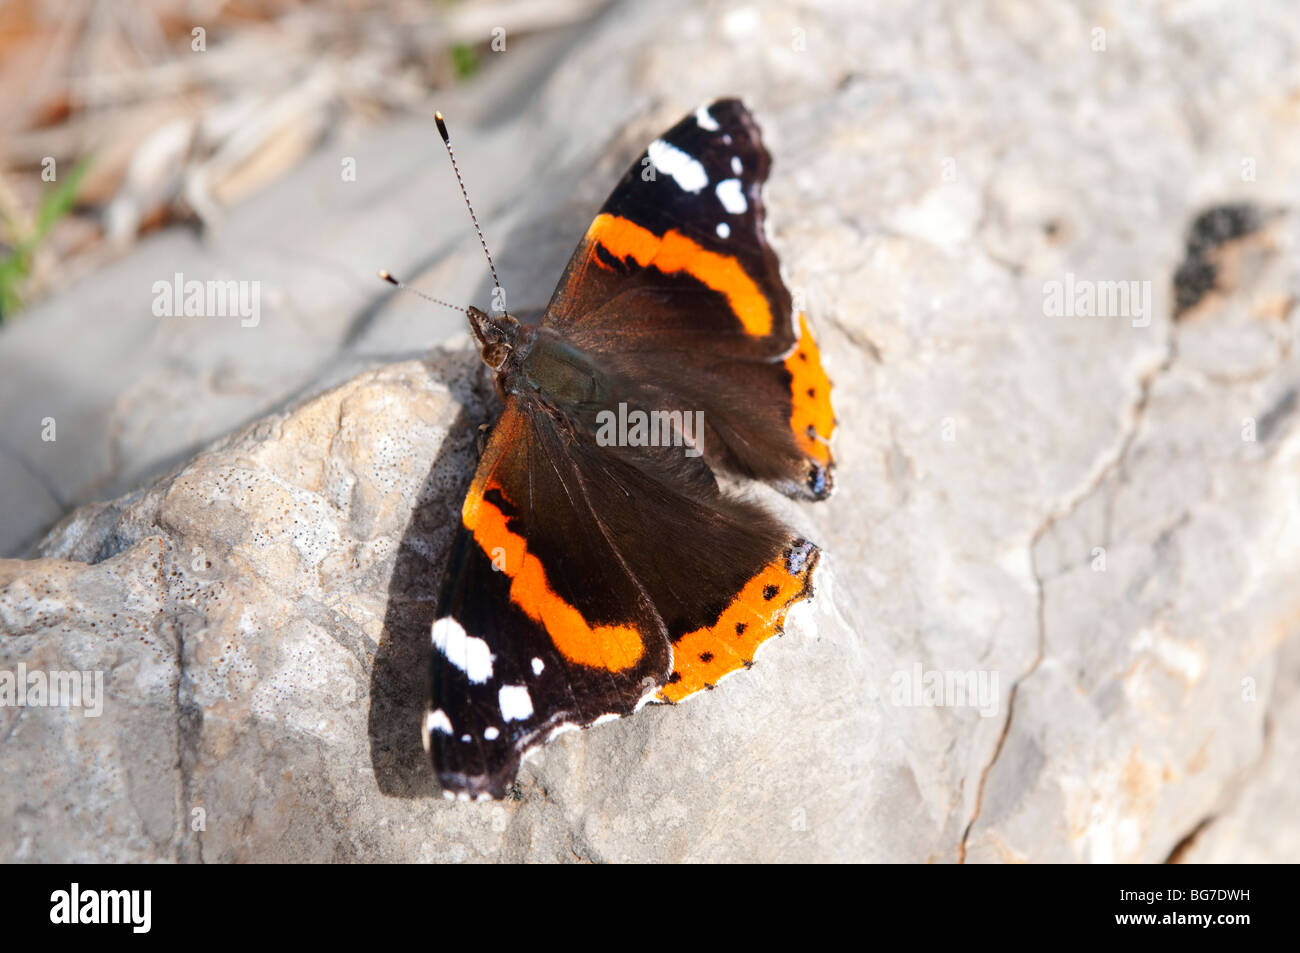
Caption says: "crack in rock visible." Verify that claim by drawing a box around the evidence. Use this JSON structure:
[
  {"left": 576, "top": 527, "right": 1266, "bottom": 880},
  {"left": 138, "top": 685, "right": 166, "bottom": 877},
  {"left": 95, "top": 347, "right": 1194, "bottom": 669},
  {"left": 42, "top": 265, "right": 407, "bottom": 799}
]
[
  {"left": 957, "top": 331, "right": 1176, "bottom": 863},
  {"left": 1164, "top": 699, "right": 1280, "bottom": 863}
]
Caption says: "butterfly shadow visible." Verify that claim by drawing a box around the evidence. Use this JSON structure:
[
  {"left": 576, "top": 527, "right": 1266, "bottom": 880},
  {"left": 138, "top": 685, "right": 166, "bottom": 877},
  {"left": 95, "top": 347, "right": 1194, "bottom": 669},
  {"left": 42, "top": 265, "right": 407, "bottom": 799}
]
[{"left": 368, "top": 357, "right": 492, "bottom": 798}]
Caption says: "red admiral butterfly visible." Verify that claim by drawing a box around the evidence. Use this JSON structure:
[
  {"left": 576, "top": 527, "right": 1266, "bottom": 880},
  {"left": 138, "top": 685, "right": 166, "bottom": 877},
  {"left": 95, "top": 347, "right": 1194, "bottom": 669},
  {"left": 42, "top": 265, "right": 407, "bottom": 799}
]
[{"left": 403, "top": 99, "right": 835, "bottom": 800}]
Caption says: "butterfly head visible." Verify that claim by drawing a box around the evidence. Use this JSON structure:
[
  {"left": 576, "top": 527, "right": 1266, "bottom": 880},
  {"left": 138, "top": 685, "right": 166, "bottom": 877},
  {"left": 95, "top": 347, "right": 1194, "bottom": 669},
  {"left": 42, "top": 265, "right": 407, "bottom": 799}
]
[{"left": 467, "top": 306, "right": 521, "bottom": 371}]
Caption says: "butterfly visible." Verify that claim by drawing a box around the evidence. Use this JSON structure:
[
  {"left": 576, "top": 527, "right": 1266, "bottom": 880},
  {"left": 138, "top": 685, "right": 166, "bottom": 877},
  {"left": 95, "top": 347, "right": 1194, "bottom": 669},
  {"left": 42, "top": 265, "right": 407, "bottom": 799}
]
[{"left": 418, "top": 99, "right": 835, "bottom": 800}]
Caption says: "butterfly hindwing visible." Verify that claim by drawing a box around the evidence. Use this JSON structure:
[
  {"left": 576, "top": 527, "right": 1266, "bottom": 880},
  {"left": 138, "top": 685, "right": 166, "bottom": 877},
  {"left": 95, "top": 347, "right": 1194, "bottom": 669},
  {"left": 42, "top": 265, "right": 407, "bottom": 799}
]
[{"left": 428, "top": 392, "right": 819, "bottom": 797}]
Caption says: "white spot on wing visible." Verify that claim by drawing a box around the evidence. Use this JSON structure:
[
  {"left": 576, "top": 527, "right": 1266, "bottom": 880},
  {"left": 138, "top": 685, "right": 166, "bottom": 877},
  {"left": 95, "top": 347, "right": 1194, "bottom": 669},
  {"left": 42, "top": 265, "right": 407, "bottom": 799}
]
[
  {"left": 431, "top": 616, "right": 495, "bottom": 684},
  {"left": 731, "top": 156, "right": 742, "bottom": 174},
  {"left": 499, "top": 684, "right": 534, "bottom": 722},
  {"left": 715, "top": 178, "right": 747, "bottom": 214},
  {"left": 716, "top": 222, "right": 731, "bottom": 238},
  {"left": 426, "top": 708, "right": 453, "bottom": 735},
  {"left": 531, "top": 657, "right": 545, "bottom": 676},
  {"left": 695, "top": 105, "right": 720, "bottom": 131},
  {"left": 461, "top": 734, "right": 471, "bottom": 742},
  {"left": 648, "top": 139, "right": 708, "bottom": 193},
  {"left": 484, "top": 726, "right": 499, "bottom": 740}
]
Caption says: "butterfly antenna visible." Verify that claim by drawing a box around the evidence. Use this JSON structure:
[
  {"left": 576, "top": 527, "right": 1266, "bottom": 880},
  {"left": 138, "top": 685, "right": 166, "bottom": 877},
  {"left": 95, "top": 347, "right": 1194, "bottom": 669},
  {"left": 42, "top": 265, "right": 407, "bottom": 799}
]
[
  {"left": 435, "top": 111, "right": 507, "bottom": 316},
  {"left": 377, "top": 270, "right": 469, "bottom": 314}
]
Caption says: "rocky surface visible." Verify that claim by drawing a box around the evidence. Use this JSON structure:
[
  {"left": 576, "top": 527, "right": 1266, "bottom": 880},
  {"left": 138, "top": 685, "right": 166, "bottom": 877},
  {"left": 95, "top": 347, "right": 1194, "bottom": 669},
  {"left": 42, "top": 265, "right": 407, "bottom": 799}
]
[{"left": 2, "top": 0, "right": 1300, "bottom": 861}]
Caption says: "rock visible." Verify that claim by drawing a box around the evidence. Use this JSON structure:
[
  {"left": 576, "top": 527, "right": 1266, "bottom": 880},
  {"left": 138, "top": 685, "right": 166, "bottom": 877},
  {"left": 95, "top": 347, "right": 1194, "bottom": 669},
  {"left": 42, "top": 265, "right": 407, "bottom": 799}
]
[
  {"left": 3, "top": 0, "right": 1300, "bottom": 861},
  {"left": 0, "top": 350, "right": 860, "bottom": 862},
  {"left": 2, "top": 354, "right": 480, "bottom": 861}
]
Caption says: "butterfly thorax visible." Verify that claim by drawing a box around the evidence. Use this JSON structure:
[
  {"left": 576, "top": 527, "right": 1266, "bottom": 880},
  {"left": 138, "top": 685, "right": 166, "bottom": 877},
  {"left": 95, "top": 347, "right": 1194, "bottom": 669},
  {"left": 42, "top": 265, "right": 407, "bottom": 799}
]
[
  {"left": 469, "top": 305, "right": 616, "bottom": 420},
  {"left": 518, "top": 341, "right": 624, "bottom": 438}
]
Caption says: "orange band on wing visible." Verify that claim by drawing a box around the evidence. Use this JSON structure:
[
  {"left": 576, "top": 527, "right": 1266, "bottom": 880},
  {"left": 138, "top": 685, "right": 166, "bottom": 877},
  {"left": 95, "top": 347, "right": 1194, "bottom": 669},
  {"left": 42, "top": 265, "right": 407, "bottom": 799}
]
[
  {"left": 587, "top": 213, "right": 774, "bottom": 337},
  {"left": 658, "top": 546, "right": 817, "bottom": 704},
  {"left": 785, "top": 313, "right": 834, "bottom": 465},
  {"left": 462, "top": 480, "right": 646, "bottom": 672}
]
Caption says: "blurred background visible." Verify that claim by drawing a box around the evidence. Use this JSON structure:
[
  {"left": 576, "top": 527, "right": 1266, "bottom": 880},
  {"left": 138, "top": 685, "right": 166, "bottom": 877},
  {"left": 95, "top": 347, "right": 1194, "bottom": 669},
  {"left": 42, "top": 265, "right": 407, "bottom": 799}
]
[
  {"left": 0, "top": 0, "right": 624, "bottom": 555},
  {"left": 0, "top": 0, "right": 605, "bottom": 315}
]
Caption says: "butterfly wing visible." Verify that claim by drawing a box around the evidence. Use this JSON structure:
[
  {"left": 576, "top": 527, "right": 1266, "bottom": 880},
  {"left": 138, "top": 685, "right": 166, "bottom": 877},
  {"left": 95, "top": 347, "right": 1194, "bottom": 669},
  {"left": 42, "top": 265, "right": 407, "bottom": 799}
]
[
  {"left": 427, "top": 395, "right": 817, "bottom": 798},
  {"left": 542, "top": 98, "right": 835, "bottom": 499}
]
